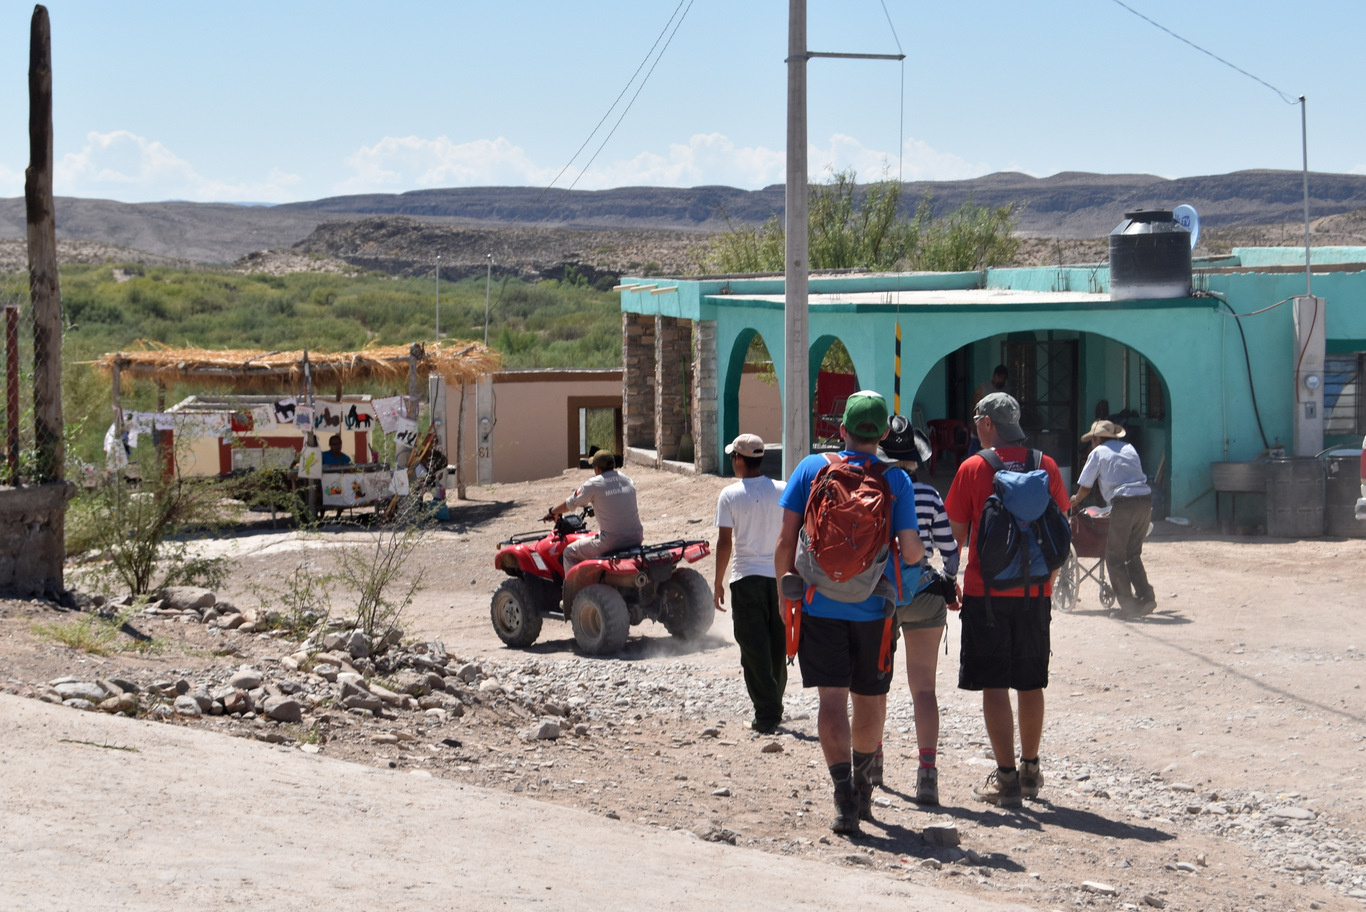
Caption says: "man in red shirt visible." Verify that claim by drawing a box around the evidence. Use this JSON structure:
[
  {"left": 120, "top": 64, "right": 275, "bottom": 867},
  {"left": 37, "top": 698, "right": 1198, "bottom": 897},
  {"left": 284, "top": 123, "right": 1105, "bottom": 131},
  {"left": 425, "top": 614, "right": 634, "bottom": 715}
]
[{"left": 944, "top": 392, "right": 1069, "bottom": 809}]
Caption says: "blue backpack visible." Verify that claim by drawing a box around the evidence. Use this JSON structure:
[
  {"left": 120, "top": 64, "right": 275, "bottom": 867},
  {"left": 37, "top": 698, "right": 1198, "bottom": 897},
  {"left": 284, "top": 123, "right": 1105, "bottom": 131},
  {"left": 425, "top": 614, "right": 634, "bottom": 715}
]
[{"left": 975, "top": 449, "right": 1072, "bottom": 594}]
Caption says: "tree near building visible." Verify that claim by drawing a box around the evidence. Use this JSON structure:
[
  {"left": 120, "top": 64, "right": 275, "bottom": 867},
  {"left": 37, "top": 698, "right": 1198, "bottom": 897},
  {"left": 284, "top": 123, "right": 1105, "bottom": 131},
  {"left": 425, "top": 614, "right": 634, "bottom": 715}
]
[{"left": 706, "top": 168, "right": 1019, "bottom": 274}]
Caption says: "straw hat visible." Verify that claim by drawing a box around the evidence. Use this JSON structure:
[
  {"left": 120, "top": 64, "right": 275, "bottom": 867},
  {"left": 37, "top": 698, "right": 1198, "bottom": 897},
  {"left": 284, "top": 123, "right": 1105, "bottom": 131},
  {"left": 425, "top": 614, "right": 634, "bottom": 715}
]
[{"left": 1081, "top": 419, "right": 1126, "bottom": 442}]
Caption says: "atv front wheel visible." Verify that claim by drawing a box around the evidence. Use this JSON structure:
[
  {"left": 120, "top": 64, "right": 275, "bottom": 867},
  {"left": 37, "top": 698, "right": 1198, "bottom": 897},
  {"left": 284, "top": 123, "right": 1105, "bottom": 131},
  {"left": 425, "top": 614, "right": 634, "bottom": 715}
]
[
  {"left": 570, "top": 584, "right": 630, "bottom": 655},
  {"left": 491, "top": 578, "right": 545, "bottom": 648},
  {"left": 657, "top": 567, "right": 715, "bottom": 641}
]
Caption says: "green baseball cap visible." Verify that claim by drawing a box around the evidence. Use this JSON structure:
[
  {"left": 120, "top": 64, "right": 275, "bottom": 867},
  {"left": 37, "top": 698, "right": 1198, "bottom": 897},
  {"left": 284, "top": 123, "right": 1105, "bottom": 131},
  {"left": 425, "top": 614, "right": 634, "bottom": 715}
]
[{"left": 842, "top": 390, "right": 889, "bottom": 438}]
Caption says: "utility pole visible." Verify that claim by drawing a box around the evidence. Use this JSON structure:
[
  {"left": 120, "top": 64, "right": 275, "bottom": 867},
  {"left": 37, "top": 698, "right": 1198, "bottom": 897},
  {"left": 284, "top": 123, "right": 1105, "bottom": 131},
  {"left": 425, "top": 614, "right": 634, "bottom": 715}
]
[
  {"left": 782, "top": 0, "right": 903, "bottom": 477},
  {"left": 434, "top": 254, "right": 441, "bottom": 339}
]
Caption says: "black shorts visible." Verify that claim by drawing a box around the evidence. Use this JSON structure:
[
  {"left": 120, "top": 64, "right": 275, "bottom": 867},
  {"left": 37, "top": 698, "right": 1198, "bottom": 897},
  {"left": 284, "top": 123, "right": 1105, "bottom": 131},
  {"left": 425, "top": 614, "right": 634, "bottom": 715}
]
[
  {"left": 796, "top": 614, "right": 893, "bottom": 696},
  {"left": 957, "top": 594, "right": 1051, "bottom": 692}
]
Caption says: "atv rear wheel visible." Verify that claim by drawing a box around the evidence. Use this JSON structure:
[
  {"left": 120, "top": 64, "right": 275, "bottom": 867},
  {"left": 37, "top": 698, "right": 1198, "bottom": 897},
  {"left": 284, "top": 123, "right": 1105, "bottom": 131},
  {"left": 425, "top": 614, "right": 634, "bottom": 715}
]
[
  {"left": 657, "top": 567, "right": 714, "bottom": 641},
  {"left": 570, "top": 584, "right": 630, "bottom": 655},
  {"left": 491, "top": 578, "right": 545, "bottom": 648}
]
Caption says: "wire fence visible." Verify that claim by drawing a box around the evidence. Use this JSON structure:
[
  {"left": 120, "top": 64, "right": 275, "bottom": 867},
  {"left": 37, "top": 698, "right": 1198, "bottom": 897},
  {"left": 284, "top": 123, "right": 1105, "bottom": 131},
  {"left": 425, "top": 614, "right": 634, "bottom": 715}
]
[{"left": 1, "top": 267, "right": 35, "bottom": 486}]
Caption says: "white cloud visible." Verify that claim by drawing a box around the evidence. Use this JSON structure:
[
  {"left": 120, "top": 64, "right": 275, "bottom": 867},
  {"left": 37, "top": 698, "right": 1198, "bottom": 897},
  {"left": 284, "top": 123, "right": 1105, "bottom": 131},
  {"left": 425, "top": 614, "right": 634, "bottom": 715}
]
[
  {"left": 335, "top": 136, "right": 561, "bottom": 195},
  {"left": 54, "top": 131, "right": 301, "bottom": 202},
  {"left": 1351, "top": 163, "right": 1366, "bottom": 176},
  {"left": 808, "top": 134, "right": 994, "bottom": 184},
  {"left": 0, "top": 162, "right": 22, "bottom": 198},
  {"left": 335, "top": 130, "right": 990, "bottom": 195}
]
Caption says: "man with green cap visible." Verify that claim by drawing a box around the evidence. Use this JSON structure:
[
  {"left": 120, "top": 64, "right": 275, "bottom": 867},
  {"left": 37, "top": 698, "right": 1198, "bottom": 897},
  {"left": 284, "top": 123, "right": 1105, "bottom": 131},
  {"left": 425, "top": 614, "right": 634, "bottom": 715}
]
[{"left": 774, "top": 390, "right": 924, "bottom": 836}]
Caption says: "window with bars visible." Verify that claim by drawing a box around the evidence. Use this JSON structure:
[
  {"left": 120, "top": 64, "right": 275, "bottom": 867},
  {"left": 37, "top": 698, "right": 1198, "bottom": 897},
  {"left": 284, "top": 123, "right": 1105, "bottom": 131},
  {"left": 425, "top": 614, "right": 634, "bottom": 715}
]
[
  {"left": 1138, "top": 356, "right": 1166, "bottom": 421},
  {"left": 1324, "top": 352, "right": 1365, "bottom": 436}
]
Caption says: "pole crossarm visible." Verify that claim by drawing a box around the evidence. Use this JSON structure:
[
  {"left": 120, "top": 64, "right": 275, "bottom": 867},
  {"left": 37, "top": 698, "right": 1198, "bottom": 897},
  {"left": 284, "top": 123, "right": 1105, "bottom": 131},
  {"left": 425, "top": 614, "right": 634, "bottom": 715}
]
[{"left": 806, "top": 51, "right": 905, "bottom": 60}]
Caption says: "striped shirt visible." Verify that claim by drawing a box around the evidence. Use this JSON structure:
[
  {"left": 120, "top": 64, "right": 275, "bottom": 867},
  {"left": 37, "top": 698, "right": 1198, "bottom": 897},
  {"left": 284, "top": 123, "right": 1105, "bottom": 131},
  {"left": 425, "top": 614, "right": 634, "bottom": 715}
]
[{"left": 911, "top": 478, "right": 959, "bottom": 578}]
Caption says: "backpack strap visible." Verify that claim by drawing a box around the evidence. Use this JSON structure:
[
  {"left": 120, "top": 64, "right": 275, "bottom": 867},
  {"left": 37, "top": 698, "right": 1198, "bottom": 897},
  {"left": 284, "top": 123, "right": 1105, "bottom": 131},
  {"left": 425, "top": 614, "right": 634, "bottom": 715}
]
[{"left": 979, "top": 448, "right": 1006, "bottom": 473}]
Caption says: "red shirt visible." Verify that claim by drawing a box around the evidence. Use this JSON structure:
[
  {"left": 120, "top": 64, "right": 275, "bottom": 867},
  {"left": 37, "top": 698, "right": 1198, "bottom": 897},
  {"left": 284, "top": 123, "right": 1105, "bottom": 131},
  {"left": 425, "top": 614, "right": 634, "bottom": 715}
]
[{"left": 944, "top": 446, "right": 1070, "bottom": 597}]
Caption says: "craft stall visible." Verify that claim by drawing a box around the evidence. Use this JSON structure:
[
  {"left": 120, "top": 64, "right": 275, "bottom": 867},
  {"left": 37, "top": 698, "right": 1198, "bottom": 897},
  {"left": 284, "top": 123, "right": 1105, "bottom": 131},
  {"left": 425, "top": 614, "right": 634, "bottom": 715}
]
[{"left": 92, "top": 342, "right": 501, "bottom": 520}]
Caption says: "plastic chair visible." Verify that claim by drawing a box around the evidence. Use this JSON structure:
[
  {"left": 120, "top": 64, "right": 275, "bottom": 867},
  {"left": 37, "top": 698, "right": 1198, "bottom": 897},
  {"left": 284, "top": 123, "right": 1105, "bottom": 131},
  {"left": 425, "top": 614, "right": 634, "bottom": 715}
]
[
  {"left": 814, "top": 397, "right": 847, "bottom": 446},
  {"left": 926, "top": 419, "right": 970, "bottom": 474}
]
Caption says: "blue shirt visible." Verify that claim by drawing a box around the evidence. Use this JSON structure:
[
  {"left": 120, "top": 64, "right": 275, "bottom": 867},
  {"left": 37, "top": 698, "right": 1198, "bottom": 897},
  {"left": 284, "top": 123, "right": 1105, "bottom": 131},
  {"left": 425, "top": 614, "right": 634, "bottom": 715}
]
[{"left": 779, "top": 450, "right": 919, "bottom": 621}]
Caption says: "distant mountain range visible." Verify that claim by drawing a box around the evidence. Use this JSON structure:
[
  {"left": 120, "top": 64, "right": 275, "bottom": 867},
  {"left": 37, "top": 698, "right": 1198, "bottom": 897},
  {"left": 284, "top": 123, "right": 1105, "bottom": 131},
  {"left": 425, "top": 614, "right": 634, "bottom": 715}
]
[{"left": 2, "top": 169, "right": 1365, "bottom": 268}]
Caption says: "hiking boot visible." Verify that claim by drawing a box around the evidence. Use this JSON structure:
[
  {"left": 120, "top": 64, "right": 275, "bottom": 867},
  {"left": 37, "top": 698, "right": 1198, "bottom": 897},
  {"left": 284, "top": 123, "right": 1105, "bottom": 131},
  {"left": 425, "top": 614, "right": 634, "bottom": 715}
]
[
  {"left": 831, "top": 780, "right": 861, "bottom": 835},
  {"left": 856, "top": 777, "right": 875, "bottom": 821},
  {"left": 870, "top": 744, "right": 884, "bottom": 787},
  {"left": 914, "top": 767, "right": 939, "bottom": 806},
  {"left": 1019, "top": 759, "right": 1043, "bottom": 800},
  {"left": 972, "top": 768, "right": 1022, "bottom": 808}
]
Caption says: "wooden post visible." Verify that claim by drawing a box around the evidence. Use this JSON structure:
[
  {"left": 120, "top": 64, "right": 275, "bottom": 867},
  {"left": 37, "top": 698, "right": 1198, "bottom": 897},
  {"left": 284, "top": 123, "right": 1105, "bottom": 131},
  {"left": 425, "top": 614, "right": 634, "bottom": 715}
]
[
  {"left": 5, "top": 306, "right": 18, "bottom": 481},
  {"left": 455, "top": 382, "right": 467, "bottom": 499},
  {"left": 26, "top": 5, "right": 62, "bottom": 485}
]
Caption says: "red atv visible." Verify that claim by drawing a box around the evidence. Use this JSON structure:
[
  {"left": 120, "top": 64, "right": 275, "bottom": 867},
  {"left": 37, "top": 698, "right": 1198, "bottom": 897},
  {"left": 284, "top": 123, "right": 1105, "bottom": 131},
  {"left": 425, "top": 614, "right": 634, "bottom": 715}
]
[{"left": 491, "top": 506, "right": 713, "bottom": 655}]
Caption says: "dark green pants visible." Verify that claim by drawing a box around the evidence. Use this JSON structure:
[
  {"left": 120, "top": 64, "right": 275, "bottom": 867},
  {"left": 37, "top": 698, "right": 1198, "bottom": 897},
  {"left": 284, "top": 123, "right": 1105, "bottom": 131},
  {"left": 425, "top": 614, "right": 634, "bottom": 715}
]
[{"left": 730, "top": 575, "right": 787, "bottom": 728}]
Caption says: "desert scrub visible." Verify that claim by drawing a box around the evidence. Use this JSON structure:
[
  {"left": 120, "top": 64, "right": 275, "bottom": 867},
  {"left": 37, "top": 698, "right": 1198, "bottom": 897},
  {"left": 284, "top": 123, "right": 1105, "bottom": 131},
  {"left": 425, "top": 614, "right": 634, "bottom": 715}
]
[
  {"left": 32, "top": 605, "right": 163, "bottom": 656},
  {"left": 335, "top": 522, "right": 428, "bottom": 647},
  {"left": 249, "top": 559, "right": 335, "bottom": 640},
  {"left": 65, "top": 439, "right": 229, "bottom": 597}
]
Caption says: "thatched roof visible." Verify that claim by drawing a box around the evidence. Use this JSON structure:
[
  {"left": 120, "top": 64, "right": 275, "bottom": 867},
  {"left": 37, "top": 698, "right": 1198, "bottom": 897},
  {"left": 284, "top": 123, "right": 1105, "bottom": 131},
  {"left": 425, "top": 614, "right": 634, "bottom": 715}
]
[{"left": 93, "top": 341, "right": 502, "bottom": 391}]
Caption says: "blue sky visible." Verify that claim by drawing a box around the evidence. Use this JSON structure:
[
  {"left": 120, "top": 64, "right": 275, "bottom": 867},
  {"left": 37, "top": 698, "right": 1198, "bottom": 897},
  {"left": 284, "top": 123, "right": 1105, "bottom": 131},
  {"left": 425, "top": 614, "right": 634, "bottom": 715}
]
[{"left": 2, "top": 1, "right": 1363, "bottom": 205}]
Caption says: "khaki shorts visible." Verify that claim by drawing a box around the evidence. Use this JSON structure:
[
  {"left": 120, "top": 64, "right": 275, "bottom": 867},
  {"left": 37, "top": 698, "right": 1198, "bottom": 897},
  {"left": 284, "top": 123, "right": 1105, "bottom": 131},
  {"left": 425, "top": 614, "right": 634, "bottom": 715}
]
[{"left": 896, "top": 589, "right": 947, "bottom": 631}]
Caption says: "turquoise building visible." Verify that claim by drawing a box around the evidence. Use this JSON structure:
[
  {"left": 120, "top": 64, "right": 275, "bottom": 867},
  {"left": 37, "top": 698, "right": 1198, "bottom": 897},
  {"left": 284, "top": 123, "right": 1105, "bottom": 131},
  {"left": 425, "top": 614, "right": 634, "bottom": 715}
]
[{"left": 617, "top": 247, "right": 1366, "bottom": 529}]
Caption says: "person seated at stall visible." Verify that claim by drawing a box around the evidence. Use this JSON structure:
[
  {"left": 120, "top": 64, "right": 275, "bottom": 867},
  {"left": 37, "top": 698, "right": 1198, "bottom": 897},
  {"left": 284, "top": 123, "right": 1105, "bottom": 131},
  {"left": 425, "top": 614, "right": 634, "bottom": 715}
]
[{"left": 321, "top": 434, "right": 351, "bottom": 467}]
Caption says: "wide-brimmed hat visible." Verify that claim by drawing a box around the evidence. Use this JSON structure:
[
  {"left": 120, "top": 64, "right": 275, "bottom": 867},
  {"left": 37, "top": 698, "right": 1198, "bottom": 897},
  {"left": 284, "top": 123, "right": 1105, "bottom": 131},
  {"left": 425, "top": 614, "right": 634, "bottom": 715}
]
[
  {"left": 974, "top": 392, "right": 1026, "bottom": 442},
  {"left": 842, "top": 390, "right": 889, "bottom": 438},
  {"left": 881, "top": 415, "right": 932, "bottom": 464},
  {"left": 1081, "top": 419, "right": 1126, "bottom": 442},
  {"left": 725, "top": 433, "right": 765, "bottom": 458}
]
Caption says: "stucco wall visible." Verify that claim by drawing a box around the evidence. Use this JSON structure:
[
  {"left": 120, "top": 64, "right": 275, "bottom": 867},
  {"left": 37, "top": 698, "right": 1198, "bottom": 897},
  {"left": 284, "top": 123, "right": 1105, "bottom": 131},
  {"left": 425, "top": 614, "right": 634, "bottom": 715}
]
[{"left": 448, "top": 371, "right": 623, "bottom": 484}]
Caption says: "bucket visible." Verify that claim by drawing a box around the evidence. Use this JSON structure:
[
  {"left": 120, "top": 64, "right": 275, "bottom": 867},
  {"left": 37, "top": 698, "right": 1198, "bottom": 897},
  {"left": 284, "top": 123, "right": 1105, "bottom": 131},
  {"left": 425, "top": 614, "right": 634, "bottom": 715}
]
[
  {"left": 1323, "top": 454, "right": 1366, "bottom": 538},
  {"left": 1264, "top": 457, "right": 1324, "bottom": 538}
]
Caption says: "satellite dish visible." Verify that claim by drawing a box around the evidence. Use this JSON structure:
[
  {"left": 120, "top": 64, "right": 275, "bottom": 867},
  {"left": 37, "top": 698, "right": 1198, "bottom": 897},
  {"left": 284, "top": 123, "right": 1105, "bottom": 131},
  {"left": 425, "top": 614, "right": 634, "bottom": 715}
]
[{"left": 1173, "top": 204, "right": 1200, "bottom": 250}]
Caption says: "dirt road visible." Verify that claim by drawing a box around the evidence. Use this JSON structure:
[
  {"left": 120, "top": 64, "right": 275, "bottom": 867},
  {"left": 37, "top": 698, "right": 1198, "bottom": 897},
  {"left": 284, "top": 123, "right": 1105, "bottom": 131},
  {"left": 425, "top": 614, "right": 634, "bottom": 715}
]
[{"left": 3, "top": 465, "right": 1364, "bottom": 911}]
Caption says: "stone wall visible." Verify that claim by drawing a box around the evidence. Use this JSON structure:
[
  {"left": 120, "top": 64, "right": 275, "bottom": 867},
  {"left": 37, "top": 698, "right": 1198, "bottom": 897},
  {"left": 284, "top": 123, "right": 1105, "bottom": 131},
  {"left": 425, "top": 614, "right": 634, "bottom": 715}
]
[
  {"left": 654, "top": 317, "right": 689, "bottom": 461},
  {"left": 0, "top": 482, "right": 73, "bottom": 598},
  {"left": 691, "top": 320, "right": 718, "bottom": 473},
  {"left": 622, "top": 312, "right": 656, "bottom": 449}
]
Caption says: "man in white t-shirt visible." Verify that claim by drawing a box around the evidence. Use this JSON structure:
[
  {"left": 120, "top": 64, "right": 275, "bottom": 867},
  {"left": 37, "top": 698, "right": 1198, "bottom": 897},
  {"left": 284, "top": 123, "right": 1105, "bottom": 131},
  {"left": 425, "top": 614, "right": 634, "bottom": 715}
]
[{"left": 714, "top": 433, "right": 787, "bottom": 735}]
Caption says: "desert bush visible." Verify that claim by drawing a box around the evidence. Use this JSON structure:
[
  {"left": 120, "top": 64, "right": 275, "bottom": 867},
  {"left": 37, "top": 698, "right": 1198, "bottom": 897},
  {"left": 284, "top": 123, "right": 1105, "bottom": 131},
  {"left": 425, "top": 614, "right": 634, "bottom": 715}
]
[
  {"left": 66, "top": 438, "right": 229, "bottom": 596},
  {"left": 32, "top": 604, "right": 162, "bottom": 656},
  {"left": 334, "top": 522, "right": 428, "bottom": 647},
  {"left": 248, "top": 559, "right": 335, "bottom": 640}
]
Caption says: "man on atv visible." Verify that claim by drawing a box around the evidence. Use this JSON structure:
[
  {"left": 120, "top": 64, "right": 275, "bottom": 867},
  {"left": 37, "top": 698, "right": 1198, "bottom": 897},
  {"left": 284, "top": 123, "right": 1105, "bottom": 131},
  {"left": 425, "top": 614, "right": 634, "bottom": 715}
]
[{"left": 548, "top": 450, "right": 644, "bottom": 574}]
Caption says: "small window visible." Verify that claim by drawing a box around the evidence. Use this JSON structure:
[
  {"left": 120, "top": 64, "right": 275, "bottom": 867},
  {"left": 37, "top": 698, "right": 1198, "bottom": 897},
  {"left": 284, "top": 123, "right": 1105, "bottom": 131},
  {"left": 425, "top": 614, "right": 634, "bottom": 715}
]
[
  {"left": 1138, "top": 356, "right": 1165, "bottom": 421},
  {"left": 1324, "top": 352, "right": 1365, "bottom": 436}
]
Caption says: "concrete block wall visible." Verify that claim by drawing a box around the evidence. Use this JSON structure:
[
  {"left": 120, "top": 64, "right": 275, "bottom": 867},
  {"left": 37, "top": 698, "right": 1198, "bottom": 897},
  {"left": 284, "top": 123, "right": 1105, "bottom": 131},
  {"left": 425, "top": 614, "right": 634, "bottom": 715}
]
[{"left": 0, "top": 483, "right": 73, "bottom": 598}]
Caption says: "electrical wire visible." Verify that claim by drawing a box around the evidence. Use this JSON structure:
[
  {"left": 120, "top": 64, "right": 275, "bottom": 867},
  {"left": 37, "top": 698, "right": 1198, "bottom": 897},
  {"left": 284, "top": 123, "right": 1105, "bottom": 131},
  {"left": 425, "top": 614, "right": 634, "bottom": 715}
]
[
  {"left": 877, "top": 0, "right": 905, "bottom": 186},
  {"left": 1108, "top": 0, "right": 1299, "bottom": 105},
  {"left": 532, "top": 0, "right": 691, "bottom": 210},
  {"left": 539, "top": 0, "right": 695, "bottom": 216},
  {"left": 1199, "top": 290, "right": 1271, "bottom": 449}
]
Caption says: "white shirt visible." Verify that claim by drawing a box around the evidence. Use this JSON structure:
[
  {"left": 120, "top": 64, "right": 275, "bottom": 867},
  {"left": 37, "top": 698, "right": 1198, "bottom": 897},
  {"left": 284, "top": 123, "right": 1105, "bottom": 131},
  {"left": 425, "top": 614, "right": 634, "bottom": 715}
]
[
  {"left": 1077, "top": 439, "right": 1151, "bottom": 503},
  {"left": 714, "top": 475, "right": 786, "bottom": 582}
]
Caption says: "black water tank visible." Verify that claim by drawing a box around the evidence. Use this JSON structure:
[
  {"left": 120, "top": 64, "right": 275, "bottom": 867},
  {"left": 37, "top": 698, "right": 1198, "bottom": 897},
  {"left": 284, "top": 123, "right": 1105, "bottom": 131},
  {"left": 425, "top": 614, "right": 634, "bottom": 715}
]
[{"left": 1109, "top": 209, "right": 1192, "bottom": 300}]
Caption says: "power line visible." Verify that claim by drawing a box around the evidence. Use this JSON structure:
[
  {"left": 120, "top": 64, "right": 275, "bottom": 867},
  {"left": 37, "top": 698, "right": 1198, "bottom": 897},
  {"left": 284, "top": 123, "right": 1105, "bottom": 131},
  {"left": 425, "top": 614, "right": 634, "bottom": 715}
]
[
  {"left": 877, "top": 0, "right": 905, "bottom": 185},
  {"left": 1108, "top": 0, "right": 1298, "bottom": 105},
  {"left": 535, "top": 0, "right": 691, "bottom": 205},
  {"left": 553, "top": 0, "right": 695, "bottom": 202}
]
